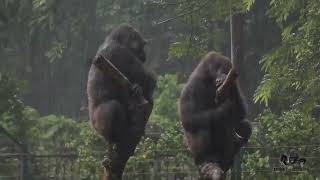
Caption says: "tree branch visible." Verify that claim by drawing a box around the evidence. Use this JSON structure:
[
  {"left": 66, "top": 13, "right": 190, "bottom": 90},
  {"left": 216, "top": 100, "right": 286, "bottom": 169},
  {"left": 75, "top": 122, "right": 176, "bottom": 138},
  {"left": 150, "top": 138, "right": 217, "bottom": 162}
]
[
  {"left": 0, "top": 125, "right": 23, "bottom": 149},
  {"left": 155, "top": 1, "right": 210, "bottom": 25}
]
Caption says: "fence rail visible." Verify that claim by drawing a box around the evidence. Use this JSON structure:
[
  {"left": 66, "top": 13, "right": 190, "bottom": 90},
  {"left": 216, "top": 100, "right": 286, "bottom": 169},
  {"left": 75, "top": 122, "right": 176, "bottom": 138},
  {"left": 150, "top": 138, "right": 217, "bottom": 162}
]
[
  {"left": 1, "top": 145, "right": 319, "bottom": 180},
  {"left": 0, "top": 152, "right": 198, "bottom": 180}
]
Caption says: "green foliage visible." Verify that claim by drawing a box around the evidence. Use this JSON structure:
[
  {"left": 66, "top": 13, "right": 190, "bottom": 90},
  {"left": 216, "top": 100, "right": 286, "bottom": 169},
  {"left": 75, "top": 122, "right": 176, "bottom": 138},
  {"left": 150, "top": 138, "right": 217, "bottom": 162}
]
[
  {"left": 152, "top": 74, "right": 182, "bottom": 121},
  {"left": 0, "top": 73, "right": 104, "bottom": 178},
  {"left": 251, "top": 1, "right": 320, "bottom": 178},
  {"left": 0, "top": 73, "right": 28, "bottom": 144},
  {"left": 0, "top": 74, "right": 82, "bottom": 152},
  {"left": 243, "top": 150, "right": 270, "bottom": 179},
  {"left": 169, "top": 35, "right": 208, "bottom": 60},
  {"left": 254, "top": 0, "right": 320, "bottom": 113},
  {"left": 0, "top": 73, "right": 26, "bottom": 115},
  {"left": 126, "top": 74, "right": 195, "bottom": 177},
  {"left": 257, "top": 110, "right": 320, "bottom": 149},
  {"left": 28, "top": 114, "right": 81, "bottom": 153},
  {"left": 66, "top": 122, "right": 104, "bottom": 179},
  {"left": 243, "top": 110, "right": 320, "bottom": 179},
  {"left": 243, "top": 0, "right": 256, "bottom": 11},
  {"left": 45, "top": 40, "right": 66, "bottom": 63},
  {"left": 1, "top": 0, "right": 320, "bottom": 179}
]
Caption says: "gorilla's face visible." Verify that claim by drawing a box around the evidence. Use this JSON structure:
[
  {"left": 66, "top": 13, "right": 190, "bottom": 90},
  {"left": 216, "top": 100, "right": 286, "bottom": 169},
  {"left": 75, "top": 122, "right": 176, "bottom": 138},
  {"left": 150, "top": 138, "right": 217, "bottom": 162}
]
[
  {"left": 289, "top": 153, "right": 299, "bottom": 164},
  {"left": 111, "top": 24, "right": 147, "bottom": 63},
  {"left": 215, "top": 65, "right": 230, "bottom": 87},
  {"left": 128, "top": 35, "right": 147, "bottom": 63},
  {"left": 288, "top": 149, "right": 299, "bottom": 164}
]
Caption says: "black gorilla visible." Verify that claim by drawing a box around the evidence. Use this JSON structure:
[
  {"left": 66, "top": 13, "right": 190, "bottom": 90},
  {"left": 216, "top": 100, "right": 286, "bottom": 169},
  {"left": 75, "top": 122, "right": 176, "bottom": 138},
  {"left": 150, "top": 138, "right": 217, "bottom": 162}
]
[
  {"left": 179, "top": 51, "right": 252, "bottom": 180},
  {"left": 87, "top": 24, "right": 156, "bottom": 180}
]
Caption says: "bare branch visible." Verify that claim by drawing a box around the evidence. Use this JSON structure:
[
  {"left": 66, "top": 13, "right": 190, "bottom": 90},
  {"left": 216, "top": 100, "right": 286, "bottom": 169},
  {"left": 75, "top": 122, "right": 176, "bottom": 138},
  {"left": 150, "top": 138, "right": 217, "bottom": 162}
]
[{"left": 155, "top": 1, "right": 210, "bottom": 25}]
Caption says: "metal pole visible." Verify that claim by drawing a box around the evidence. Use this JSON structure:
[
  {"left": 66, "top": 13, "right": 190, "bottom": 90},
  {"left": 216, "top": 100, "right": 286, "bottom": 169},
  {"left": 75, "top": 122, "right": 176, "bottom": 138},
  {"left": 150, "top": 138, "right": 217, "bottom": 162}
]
[
  {"left": 230, "top": 0, "right": 234, "bottom": 63},
  {"left": 230, "top": 0, "right": 243, "bottom": 179}
]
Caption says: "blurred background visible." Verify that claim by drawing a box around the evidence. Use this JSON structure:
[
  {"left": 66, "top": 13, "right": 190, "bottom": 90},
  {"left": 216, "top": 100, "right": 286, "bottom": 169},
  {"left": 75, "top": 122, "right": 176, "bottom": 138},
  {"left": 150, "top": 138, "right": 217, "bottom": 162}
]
[{"left": 0, "top": 0, "right": 319, "bottom": 179}]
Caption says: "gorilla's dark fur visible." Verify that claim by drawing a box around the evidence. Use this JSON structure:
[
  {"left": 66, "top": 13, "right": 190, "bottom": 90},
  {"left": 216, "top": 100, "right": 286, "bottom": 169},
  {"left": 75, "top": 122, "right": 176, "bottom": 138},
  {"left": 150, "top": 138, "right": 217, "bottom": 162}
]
[
  {"left": 179, "top": 51, "right": 252, "bottom": 180},
  {"left": 87, "top": 24, "right": 156, "bottom": 180}
]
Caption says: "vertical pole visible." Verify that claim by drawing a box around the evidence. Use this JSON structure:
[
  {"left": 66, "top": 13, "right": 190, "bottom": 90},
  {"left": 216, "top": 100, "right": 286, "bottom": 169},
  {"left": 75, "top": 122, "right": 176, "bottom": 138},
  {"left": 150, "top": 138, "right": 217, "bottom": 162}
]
[
  {"left": 151, "top": 158, "right": 160, "bottom": 180},
  {"left": 230, "top": 0, "right": 234, "bottom": 64},
  {"left": 19, "top": 152, "right": 30, "bottom": 180},
  {"left": 230, "top": 0, "right": 245, "bottom": 179},
  {"left": 20, "top": 155, "right": 24, "bottom": 180}
]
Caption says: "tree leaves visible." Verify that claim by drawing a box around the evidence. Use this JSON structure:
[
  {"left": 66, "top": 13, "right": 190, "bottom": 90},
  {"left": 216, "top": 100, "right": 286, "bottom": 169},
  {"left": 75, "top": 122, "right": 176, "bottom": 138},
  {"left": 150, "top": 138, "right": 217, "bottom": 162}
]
[
  {"left": 251, "top": 1, "right": 320, "bottom": 177},
  {"left": 243, "top": 0, "right": 256, "bottom": 11},
  {"left": 255, "top": 0, "right": 320, "bottom": 112},
  {"left": 45, "top": 40, "right": 66, "bottom": 63}
]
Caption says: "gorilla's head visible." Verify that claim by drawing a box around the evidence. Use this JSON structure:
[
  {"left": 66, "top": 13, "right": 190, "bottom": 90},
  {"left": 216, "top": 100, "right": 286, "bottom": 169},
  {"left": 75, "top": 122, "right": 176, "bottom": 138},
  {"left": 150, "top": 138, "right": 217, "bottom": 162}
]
[
  {"left": 288, "top": 149, "right": 299, "bottom": 164},
  {"left": 109, "top": 24, "right": 147, "bottom": 62}
]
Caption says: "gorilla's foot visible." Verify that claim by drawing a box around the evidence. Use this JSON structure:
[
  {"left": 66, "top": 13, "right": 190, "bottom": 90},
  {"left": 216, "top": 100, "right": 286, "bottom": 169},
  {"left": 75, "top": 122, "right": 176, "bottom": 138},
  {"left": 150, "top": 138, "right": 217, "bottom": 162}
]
[
  {"left": 102, "top": 167, "right": 121, "bottom": 180},
  {"left": 200, "top": 162, "right": 225, "bottom": 180},
  {"left": 102, "top": 156, "right": 111, "bottom": 170},
  {"left": 102, "top": 158, "right": 122, "bottom": 180}
]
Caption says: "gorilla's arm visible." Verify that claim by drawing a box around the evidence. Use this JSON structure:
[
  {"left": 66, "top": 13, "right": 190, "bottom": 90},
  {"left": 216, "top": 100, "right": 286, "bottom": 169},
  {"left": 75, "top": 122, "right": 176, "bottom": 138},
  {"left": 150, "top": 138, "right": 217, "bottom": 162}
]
[
  {"left": 181, "top": 99, "right": 233, "bottom": 131},
  {"left": 215, "top": 71, "right": 247, "bottom": 121},
  {"left": 99, "top": 41, "right": 147, "bottom": 83},
  {"left": 87, "top": 65, "right": 115, "bottom": 103},
  {"left": 143, "top": 72, "right": 156, "bottom": 101},
  {"left": 229, "top": 84, "right": 247, "bottom": 120}
]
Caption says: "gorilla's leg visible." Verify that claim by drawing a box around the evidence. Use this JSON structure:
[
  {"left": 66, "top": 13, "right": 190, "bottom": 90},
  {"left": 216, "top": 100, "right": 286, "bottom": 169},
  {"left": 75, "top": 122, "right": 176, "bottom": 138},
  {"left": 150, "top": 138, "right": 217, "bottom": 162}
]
[
  {"left": 199, "top": 161, "right": 225, "bottom": 180},
  {"left": 220, "top": 120, "right": 252, "bottom": 172},
  {"left": 106, "top": 103, "right": 153, "bottom": 180},
  {"left": 187, "top": 130, "right": 211, "bottom": 161},
  {"left": 129, "top": 103, "right": 153, "bottom": 136},
  {"left": 91, "top": 100, "right": 128, "bottom": 180},
  {"left": 198, "top": 154, "right": 226, "bottom": 180},
  {"left": 91, "top": 100, "right": 127, "bottom": 142},
  {"left": 235, "top": 120, "right": 252, "bottom": 145},
  {"left": 187, "top": 130, "right": 225, "bottom": 180}
]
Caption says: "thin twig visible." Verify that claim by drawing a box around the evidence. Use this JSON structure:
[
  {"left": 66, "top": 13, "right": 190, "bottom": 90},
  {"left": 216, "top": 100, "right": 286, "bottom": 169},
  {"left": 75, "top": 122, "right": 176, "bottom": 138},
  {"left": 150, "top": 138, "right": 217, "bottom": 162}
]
[
  {"left": 165, "top": 0, "right": 191, "bottom": 6},
  {"left": 155, "top": 1, "right": 210, "bottom": 25}
]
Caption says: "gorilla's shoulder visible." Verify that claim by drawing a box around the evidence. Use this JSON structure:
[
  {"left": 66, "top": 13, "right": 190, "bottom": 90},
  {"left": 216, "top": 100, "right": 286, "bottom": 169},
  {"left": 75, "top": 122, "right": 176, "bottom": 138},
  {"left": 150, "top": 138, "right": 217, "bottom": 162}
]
[{"left": 204, "top": 51, "right": 231, "bottom": 65}]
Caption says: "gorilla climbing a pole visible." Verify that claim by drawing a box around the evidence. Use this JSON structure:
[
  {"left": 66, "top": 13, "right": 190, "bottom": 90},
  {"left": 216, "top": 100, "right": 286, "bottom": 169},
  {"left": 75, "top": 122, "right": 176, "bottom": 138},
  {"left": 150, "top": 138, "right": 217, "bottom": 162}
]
[
  {"left": 179, "top": 51, "right": 252, "bottom": 180},
  {"left": 87, "top": 24, "right": 156, "bottom": 180}
]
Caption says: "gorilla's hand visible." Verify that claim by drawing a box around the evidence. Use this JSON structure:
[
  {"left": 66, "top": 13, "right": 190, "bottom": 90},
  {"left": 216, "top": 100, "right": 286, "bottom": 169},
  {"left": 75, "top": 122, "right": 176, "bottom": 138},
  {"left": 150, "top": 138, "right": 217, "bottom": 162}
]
[
  {"left": 131, "top": 84, "right": 143, "bottom": 97},
  {"left": 128, "top": 84, "right": 148, "bottom": 110},
  {"left": 216, "top": 74, "right": 227, "bottom": 87}
]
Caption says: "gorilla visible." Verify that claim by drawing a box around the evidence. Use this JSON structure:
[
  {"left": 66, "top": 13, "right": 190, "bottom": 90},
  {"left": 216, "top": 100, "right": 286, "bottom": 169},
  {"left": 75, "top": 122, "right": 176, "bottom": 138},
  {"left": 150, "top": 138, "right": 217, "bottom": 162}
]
[
  {"left": 179, "top": 51, "right": 252, "bottom": 180},
  {"left": 87, "top": 24, "right": 156, "bottom": 180}
]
